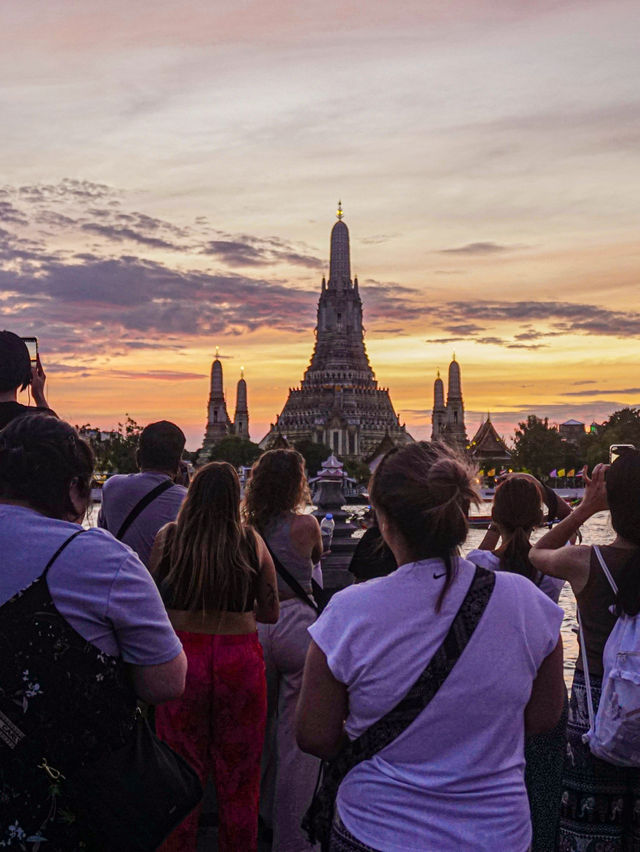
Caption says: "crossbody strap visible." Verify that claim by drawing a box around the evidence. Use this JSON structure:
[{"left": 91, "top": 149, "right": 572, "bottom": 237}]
[
  {"left": 593, "top": 545, "right": 619, "bottom": 595},
  {"left": 261, "top": 537, "right": 319, "bottom": 614},
  {"left": 115, "top": 479, "right": 174, "bottom": 541},
  {"left": 330, "top": 565, "right": 495, "bottom": 781},
  {"left": 42, "top": 529, "right": 86, "bottom": 578}
]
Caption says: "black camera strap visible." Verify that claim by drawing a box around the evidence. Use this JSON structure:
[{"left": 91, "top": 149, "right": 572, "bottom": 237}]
[
  {"left": 261, "top": 537, "right": 319, "bottom": 614},
  {"left": 115, "top": 480, "right": 174, "bottom": 541}
]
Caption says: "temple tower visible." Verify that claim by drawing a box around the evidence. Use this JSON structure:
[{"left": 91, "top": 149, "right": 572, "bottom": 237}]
[
  {"left": 260, "top": 204, "right": 412, "bottom": 459},
  {"left": 431, "top": 370, "right": 446, "bottom": 440},
  {"left": 233, "top": 368, "right": 249, "bottom": 439},
  {"left": 443, "top": 356, "right": 467, "bottom": 448},
  {"left": 203, "top": 351, "right": 232, "bottom": 447}
]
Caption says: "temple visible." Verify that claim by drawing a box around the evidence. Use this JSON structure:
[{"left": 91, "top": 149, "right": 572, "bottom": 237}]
[
  {"left": 431, "top": 357, "right": 468, "bottom": 449},
  {"left": 260, "top": 204, "right": 412, "bottom": 459},
  {"left": 468, "top": 414, "right": 511, "bottom": 466},
  {"left": 200, "top": 353, "right": 251, "bottom": 460}
]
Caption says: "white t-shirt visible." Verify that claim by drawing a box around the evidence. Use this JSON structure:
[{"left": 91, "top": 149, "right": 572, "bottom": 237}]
[
  {"left": 309, "top": 558, "right": 563, "bottom": 852},
  {"left": 466, "top": 549, "right": 565, "bottom": 603}
]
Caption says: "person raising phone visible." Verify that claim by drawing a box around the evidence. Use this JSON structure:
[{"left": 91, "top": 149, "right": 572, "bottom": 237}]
[{"left": 0, "top": 330, "right": 54, "bottom": 429}]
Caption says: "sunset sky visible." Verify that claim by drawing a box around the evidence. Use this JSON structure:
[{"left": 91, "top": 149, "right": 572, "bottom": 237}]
[{"left": 2, "top": 0, "right": 639, "bottom": 449}]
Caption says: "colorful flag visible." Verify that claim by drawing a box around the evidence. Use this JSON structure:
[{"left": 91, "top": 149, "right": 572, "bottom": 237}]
[
  {"left": 567, "top": 469, "right": 575, "bottom": 477},
  {"left": 487, "top": 468, "right": 495, "bottom": 477},
  {"left": 549, "top": 469, "right": 557, "bottom": 478},
  {"left": 557, "top": 468, "right": 565, "bottom": 477},
  {"left": 576, "top": 470, "right": 583, "bottom": 477}
]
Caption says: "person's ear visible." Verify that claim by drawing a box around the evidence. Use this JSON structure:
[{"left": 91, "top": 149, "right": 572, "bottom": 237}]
[{"left": 67, "top": 477, "right": 88, "bottom": 523}]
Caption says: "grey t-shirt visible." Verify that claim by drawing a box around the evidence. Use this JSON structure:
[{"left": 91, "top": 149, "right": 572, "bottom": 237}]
[
  {"left": 0, "top": 504, "right": 182, "bottom": 664},
  {"left": 97, "top": 471, "right": 187, "bottom": 568}
]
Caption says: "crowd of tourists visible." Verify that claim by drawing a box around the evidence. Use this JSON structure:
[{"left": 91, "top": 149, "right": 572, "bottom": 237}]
[{"left": 2, "top": 328, "right": 640, "bottom": 852}]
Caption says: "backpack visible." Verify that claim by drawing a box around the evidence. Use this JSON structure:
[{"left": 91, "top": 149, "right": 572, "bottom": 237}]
[{"left": 579, "top": 545, "right": 640, "bottom": 766}]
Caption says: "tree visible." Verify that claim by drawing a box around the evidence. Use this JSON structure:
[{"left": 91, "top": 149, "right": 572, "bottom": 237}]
[
  {"left": 293, "top": 440, "right": 331, "bottom": 477},
  {"left": 581, "top": 408, "right": 640, "bottom": 467},
  {"left": 343, "top": 458, "right": 372, "bottom": 484},
  {"left": 512, "top": 415, "right": 564, "bottom": 480},
  {"left": 77, "top": 416, "right": 143, "bottom": 474},
  {"left": 205, "top": 436, "right": 262, "bottom": 468}
]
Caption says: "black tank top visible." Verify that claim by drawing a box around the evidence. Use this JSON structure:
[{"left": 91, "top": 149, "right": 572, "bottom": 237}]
[{"left": 0, "top": 531, "right": 137, "bottom": 850}]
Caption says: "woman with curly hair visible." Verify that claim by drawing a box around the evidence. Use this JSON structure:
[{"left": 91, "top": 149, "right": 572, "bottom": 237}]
[
  {"left": 242, "top": 449, "right": 323, "bottom": 852},
  {"left": 150, "top": 461, "right": 279, "bottom": 851}
]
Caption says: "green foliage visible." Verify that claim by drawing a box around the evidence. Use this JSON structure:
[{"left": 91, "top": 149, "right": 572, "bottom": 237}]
[
  {"left": 581, "top": 407, "right": 640, "bottom": 467},
  {"left": 205, "top": 436, "right": 262, "bottom": 468},
  {"left": 77, "top": 416, "right": 143, "bottom": 474},
  {"left": 343, "top": 458, "right": 372, "bottom": 484},
  {"left": 512, "top": 415, "right": 564, "bottom": 480},
  {"left": 293, "top": 439, "right": 331, "bottom": 477}
]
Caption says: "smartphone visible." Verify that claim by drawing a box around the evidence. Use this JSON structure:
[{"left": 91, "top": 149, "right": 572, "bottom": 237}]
[
  {"left": 21, "top": 336, "right": 38, "bottom": 364},
  {"left": 609, "top": 444, "right": 635, "bottom": 464}
]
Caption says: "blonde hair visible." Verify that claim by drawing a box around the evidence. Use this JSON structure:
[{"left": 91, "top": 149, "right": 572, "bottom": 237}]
[{"left": 153, "top": 462, "right": 257, "bottom": 612}]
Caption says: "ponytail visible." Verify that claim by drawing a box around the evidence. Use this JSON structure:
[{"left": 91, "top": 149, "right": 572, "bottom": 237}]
[{"left": 499, "top": 526, "right": 538, "bottom": 583}]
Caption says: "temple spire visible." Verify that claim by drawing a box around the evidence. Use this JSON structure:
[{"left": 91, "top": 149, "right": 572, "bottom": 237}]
[{"left": 328, "top": 203, "right": 351, "bottom": 288}]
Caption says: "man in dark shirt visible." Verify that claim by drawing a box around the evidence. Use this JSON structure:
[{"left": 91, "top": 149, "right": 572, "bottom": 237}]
[{"left": 0, "top": 331, "right": 55, "bottom": 429}]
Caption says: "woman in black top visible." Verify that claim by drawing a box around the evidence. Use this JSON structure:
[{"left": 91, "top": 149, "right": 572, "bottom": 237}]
[{"left": 150, "top": 461, "right": 278, "bottom": 852}]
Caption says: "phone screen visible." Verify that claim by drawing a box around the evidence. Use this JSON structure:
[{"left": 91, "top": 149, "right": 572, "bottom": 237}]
[{"left": 21, "top": 337, "right": 38, "bottom": 364}]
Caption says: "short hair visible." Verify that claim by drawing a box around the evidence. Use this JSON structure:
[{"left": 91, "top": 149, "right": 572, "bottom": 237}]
[
  {"left": 0, "top": 331, "right": 31, "bottom": 393},
  {"left": 138, "top": 421, "right": 186, "bottom": 472}
]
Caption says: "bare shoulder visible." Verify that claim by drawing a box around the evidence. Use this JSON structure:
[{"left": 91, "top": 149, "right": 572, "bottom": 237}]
[
  {"left": 530, "top": 543, "right": 591, "bottom": 589},
  {"left": 291, "top": 513, "right": 321, "bottom": 533}
]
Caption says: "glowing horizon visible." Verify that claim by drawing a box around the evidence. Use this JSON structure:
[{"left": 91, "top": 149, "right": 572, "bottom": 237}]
[{"left": 2, "top": 0, "right": 639, "bottom": 450}]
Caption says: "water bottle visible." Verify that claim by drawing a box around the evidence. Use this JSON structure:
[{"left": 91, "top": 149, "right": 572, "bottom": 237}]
[{"left": 320, "top": 513, "right": 335, "bottom": 552}]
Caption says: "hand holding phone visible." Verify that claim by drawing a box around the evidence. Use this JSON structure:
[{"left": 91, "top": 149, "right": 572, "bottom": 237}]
[{"left": 30, "top": 355, "right": 47, "bottom": 407}]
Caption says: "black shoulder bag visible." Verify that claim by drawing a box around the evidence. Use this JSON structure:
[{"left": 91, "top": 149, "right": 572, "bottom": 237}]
[
  {"left": 115, "top": 478, "right": 174, "bottom": 541},
  {"left": 49, "top": 534, "right": 202, "bottom": 850},
  {"left": 302, "top": 565, "right": 496, "bottom": 850}
]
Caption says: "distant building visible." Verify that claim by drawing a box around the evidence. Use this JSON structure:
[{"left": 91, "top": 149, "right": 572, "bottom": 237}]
[
  {"left": 260, "top": 204, "right": 412, "bottom": 459},
  {"left": 200, "top": 354, "right": 252, "bottom": 460},
  {"left": 468, "top": 414, "right": 512, "bottom": 466},
  {"left": 559, "top": 419, "right": 585, "bottom": 445},
  {"left": 430, "top": 357, "right": 468, "bottom": 449}
]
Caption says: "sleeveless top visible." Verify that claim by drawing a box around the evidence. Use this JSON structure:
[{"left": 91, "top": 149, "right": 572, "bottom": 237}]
[
  {"left": 0, "top": 531, "right": 137, "bottom": 850},
  {"left": 263, "top": 513, "right": 314, "bottom": 595},
  {"left": 156, "top": 525, "right": 259, "bottom": 613},
  {"left": 576, "top": 545, "right": 634, "bottom": 677}
]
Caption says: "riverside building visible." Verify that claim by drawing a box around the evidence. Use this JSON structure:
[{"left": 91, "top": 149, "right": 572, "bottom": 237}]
[{"left": 260, "top": 204, "right": 412, "bottom": 459}]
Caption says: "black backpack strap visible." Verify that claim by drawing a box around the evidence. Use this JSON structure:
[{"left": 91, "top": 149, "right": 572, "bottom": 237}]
[
  {"left": 42, "top": 529, "right": 86, "bottom": 578},
  {"left": 261, "top": 537, "right": 319, "bottom": 614},
  {"left": 115, "top": 479, "right": 174, "bottom": 541},
  {"left": 302, "top": 564, "right": 496, "bottom": 847}
]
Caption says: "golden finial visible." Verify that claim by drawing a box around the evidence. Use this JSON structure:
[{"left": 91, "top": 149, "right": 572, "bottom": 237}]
[
  {"left": 215, "top": 345, "right": 220, "bottom": 358},
  {"left": 337, "top": 200, "right": 343, "bottom": 220},
  {"left": 240, "top": 366, "right": 245, "bottom": 379}
]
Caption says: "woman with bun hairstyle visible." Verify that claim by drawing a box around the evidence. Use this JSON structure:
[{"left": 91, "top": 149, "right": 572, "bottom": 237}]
[
  {"left": 0, "top": 415, "right": 185, "bottom": 850},
  {"left": 150, "top": 461, "right": 279, "bottom": 852},
  {"left": 297, "top": 442, "right": 565, "bottom": 852},
  {"left": 531, "top": 456, "right": 640, "bottom": 850},
  {"left": 467, "top": 474, "right": 572, "bottom": 851},
  {"left": 242, "top": 448, "right": 323, "bottom": 852}
]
